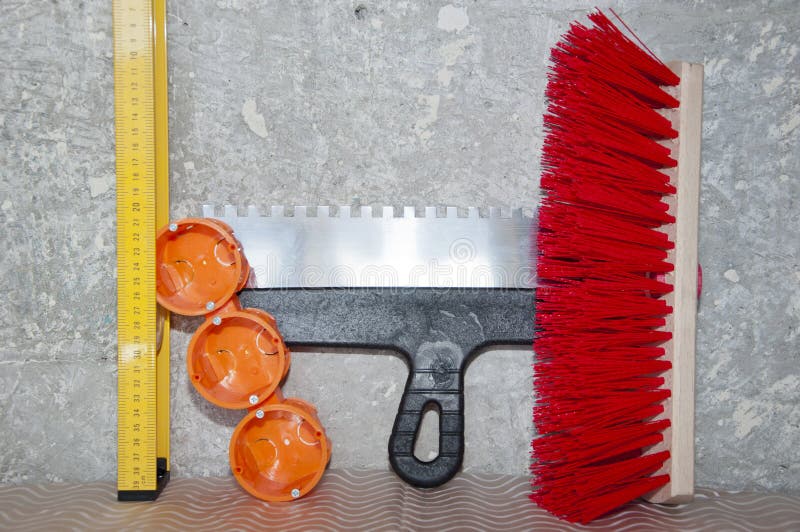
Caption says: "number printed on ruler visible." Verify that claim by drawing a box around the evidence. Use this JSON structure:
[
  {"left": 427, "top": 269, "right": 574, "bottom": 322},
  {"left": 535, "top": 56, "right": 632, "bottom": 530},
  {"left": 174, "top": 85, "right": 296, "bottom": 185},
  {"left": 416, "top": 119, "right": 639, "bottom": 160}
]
[{"left": 114, "top": 0, "right": 158, "bottom": 492}]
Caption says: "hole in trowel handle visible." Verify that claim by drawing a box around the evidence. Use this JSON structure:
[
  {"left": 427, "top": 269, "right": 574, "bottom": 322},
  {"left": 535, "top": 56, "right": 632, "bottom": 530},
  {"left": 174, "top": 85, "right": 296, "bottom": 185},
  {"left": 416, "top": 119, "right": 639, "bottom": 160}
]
[{"left": 413, "top": 402, "right": 440, "bottom": 462}]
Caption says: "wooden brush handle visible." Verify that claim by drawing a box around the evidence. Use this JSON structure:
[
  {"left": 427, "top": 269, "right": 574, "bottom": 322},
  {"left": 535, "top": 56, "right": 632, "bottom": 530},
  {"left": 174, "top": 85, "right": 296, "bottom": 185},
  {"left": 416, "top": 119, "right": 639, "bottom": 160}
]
[{"left": 645, "top": 61, "right": 703, "bottom": 505}]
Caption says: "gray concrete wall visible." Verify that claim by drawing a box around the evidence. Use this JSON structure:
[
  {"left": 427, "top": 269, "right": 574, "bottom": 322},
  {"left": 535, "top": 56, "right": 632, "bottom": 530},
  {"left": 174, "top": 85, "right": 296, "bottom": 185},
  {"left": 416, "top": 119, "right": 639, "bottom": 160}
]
[{"left": 1, "top": 0, "right": 797, "bottom": 494}]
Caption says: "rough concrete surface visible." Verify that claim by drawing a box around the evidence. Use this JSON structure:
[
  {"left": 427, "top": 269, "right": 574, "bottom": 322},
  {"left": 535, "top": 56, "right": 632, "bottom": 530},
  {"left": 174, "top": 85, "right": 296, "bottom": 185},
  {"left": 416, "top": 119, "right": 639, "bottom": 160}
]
[{"left": 0, "top": 0, "right": 798, "bottom": 495}]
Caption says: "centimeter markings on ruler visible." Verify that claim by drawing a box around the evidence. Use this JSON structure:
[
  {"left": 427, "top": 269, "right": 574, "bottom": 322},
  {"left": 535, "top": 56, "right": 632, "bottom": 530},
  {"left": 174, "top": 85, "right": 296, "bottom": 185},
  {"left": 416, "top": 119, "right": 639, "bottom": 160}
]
[{"left": 113, "top": 0, "right": 169, "bottom": 498}]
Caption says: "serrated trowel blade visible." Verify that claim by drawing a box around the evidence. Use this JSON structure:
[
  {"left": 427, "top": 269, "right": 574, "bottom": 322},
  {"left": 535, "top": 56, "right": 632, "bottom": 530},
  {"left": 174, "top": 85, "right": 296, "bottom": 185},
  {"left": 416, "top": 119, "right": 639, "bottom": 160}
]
[{"left": 202, "top": 205, "right": 536, "bottom": 289}]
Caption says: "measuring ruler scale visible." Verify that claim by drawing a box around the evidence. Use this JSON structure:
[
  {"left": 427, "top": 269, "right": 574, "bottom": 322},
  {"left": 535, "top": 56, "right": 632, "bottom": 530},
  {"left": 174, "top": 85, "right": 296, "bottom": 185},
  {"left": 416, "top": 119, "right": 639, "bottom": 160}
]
[{"left": 113, "top": 0, "right": 170, "bottom": 501}]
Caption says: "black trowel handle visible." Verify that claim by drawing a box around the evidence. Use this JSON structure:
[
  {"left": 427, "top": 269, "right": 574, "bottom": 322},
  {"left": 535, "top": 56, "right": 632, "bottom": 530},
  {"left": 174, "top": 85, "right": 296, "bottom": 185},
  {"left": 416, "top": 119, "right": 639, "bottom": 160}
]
[
  {"left": 236, "top": 287, "right": 536, "bottom": 488},
  {"left": 388, "top": 358, "right": 465, "bottom": 488}
]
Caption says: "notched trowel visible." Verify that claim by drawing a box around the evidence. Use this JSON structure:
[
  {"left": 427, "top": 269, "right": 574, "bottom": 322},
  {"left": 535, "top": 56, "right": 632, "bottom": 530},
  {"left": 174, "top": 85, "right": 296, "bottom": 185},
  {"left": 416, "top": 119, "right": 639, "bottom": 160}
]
[{"left": 202, "top": 204, "right": 536, "bottom": 488}]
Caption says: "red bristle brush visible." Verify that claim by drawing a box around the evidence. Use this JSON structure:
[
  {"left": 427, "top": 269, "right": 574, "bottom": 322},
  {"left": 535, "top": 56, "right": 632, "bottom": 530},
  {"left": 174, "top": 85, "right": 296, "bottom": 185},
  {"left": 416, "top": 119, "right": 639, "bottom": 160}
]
[{"left": 531, "top": 10, "right": 703, "bottom": 524}]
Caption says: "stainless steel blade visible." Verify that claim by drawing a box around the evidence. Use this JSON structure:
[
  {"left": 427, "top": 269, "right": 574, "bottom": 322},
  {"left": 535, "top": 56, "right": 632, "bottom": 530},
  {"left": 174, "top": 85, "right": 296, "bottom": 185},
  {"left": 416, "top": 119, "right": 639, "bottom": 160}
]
[{"left": 202, "top": 205, "right": 536, "bottom": 288}]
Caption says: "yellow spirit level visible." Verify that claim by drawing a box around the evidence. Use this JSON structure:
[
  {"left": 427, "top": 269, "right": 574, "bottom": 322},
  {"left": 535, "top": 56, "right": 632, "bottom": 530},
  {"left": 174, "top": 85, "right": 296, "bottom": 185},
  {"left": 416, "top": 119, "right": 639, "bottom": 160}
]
[{"left": 113, "top": 0, "right": 170, "bottom": 501}]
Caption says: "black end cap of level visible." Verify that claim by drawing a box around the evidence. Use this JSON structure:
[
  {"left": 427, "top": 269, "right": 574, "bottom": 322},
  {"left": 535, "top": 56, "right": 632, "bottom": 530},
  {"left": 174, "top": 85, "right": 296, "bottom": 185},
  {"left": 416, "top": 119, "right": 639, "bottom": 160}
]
[{"left": 117, "top": 458, "right": 170, "bottom": 502}]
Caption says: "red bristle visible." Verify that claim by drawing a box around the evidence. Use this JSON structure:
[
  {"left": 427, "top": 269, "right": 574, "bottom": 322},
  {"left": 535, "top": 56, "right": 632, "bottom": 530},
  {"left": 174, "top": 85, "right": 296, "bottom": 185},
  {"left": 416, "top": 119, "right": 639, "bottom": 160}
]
[
  {"left": 533, "top": 419, "right": 670, "bottom": 468},
  {"left": 531, "top": 9, "right": 678, "bottom": 524}
]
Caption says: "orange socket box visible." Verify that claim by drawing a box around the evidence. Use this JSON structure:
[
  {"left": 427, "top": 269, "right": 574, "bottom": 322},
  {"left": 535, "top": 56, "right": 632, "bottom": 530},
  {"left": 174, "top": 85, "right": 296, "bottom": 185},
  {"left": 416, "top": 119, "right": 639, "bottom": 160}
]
[
  {"left": 187, "top": 298, "right": 289, "bottom": 409},
  {"left": 232, "top": 389, "right": 332, "bottom": 502},
  {"left": 156, "top": 217, "right": 331, "bottom": 502},
  {"left": 156, "top": 218, "right": 249, "bottom": 315}
]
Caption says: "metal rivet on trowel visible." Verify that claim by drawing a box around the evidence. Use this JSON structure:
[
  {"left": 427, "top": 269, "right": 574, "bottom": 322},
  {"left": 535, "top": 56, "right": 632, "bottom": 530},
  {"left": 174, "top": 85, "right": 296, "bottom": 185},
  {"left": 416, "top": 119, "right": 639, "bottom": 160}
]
[
  {"left": 249, "top": 394, "right": 259, "bottom": 405},
  {"left": 255, "top": 409, "right": 264, "bottom": 419},
  {"left": 168, "top": 223, "right": 178, "bottom": 232},
  {"left": 291, "top": 489, "right": 300, "bottom": 499},
  {"left": 206, "top": 301, "right": 215, "bottom": 311},
  {"left": 211, "top": 316, "right": 221, "bottom": 325}
]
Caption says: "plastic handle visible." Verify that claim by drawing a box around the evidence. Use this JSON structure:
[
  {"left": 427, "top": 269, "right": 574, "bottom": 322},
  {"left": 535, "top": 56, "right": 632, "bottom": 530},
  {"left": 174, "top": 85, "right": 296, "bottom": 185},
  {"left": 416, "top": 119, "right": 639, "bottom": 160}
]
[
  {"left": 235, "top": 287, "right": 537, "bottom": 488},
  {"left": 388, "top": 358, "right": 464, "bottom": 488}
]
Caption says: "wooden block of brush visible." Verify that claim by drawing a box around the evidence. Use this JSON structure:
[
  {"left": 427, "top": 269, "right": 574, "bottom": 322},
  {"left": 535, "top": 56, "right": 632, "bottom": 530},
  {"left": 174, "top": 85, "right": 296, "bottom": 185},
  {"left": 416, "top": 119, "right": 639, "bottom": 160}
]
[{"left": 645, "top": 61, "right": 704, "bottom": 505}]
